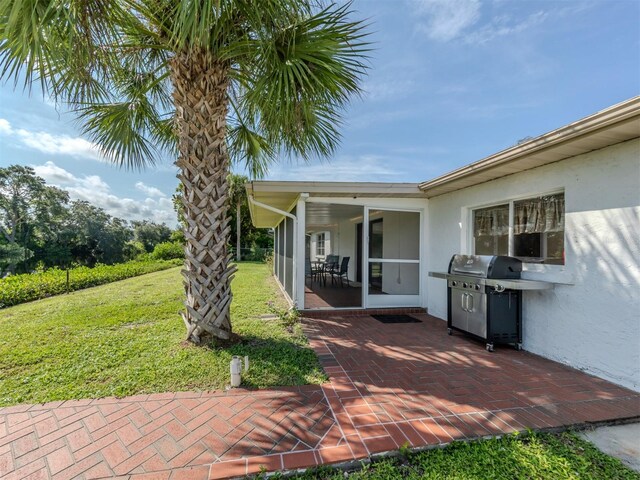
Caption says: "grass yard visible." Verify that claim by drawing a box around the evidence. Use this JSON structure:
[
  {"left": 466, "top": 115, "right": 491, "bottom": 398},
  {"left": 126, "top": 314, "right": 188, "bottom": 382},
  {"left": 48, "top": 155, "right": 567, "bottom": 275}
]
[
  {"left": 275, "top": 431, "right": 639, "bottom": 480},
  {"left": 0, "top": 262, "right": 326, "bottom": 407}
]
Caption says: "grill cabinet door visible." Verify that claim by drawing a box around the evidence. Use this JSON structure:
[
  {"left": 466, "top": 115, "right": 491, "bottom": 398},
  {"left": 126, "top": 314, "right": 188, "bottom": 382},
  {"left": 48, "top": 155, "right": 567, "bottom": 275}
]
[
  {"left": 465, "top": 290, "right": 487, "bottom": 339},
  {"left": 450, "top": 288, "right": 468, "bottom": 332}
]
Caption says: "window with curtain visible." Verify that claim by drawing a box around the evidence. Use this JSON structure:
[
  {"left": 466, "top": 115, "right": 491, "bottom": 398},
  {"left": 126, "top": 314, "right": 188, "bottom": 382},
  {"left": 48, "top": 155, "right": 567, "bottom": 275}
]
[
  {"left": 472, "top": 192, "right": 565, "bottom": 265},
  {"left": 473, "top": 204, "right": 509, "bottom": 256},
  {"left": 513, "top": 193, "right": 564, "bottom": 264}
]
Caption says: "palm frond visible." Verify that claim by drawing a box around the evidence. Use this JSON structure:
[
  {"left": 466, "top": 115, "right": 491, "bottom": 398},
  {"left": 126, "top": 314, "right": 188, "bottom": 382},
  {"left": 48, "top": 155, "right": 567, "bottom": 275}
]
[
  {"left": 1, "top": 0, "right": 370, "bottom": 172},
  {"left": 228, "top": 122, "right": 277, "bottom": 179},
  {"left": 0, "top": 0, "right": 123, "bottom": 102},
  {"left": 0, "top": 0, "right": 175, "bottom": 169},
  {"left": 75, "top": 49, "right": 175, "bottom": 169},
  {"left": 238, "top": 1, "right": 371, "bottom": 160},
  {"left": 77, "top": 102, "right": 154, "bottom": 170}
]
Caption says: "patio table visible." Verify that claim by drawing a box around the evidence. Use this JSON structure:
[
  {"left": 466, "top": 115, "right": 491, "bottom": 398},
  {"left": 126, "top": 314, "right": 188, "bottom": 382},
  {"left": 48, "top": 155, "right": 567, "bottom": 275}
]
[{"left": 311, "top": 261, "right": 327, "bottom": 285}]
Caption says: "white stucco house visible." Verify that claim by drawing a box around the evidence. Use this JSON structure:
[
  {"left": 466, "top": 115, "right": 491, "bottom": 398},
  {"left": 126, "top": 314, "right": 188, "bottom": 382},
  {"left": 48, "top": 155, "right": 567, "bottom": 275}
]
[{"left": 246, "top": 96, "right": 640, "bottom": 392}]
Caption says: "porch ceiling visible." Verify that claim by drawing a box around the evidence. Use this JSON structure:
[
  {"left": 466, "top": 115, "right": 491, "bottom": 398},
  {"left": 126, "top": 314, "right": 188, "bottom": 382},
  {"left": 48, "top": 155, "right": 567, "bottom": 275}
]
[{"left": 305, "top": 203, "right": 363, "bottom": 231}]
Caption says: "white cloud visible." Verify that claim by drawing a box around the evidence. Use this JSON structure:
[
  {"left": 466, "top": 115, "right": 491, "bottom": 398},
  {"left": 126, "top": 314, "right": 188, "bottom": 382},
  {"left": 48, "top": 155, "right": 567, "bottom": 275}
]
[
  {"left": 135, "top": 181, "right": 167, "bottom": 198},
  {"left": 409, "top": 1, "right": 574, "bottom": 44},
  {"left": 30, "top": 161, "right": 79, "bottom": 184},
  {"left": 0, "top": 118, "right": 12, "bottom": 135},
  {"left": 464, "top": 10, "right": 548, "bottom": 44},
  {"left": 362, "top": 79, "right": 416, "bottom": 102},
  {"left": 348, "top": 108, "right": 421, "bottom": 130},
  {"left": 411, "top": 0, "right": 481, "bottom": 42},
  {"left": 390, "top": 145, "right": 450, "bottom": 156},
  {"left": 0, "top": 118, "right": 103, "bottom": 161},
  {"left": 32, "top": 161, "right": 177, "bottom": 225},
  {"left": 266, "top": 154, "right": 407, "bottom": 182}
]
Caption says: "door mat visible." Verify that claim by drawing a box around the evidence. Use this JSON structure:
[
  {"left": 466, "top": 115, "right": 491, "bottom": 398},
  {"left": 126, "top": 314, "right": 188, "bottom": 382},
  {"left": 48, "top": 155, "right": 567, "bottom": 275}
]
[{"left": 371, "top": 314, "right": 422, "bottom": 324}]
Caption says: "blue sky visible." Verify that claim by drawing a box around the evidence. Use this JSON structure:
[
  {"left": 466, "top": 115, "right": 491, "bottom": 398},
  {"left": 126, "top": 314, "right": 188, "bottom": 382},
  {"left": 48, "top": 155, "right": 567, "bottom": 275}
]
[{"left": 0, "top": 0, "right": 638, "bottom": 226}]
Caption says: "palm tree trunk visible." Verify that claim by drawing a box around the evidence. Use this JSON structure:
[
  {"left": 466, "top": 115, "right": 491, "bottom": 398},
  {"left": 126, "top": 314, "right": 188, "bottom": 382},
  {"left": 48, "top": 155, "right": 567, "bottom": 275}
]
[
  {"left": 236, "top": 202, "right": 241, "bottom": 262},
  {"left": 171, "top": 50, "right": 236, "bottom": 343}
]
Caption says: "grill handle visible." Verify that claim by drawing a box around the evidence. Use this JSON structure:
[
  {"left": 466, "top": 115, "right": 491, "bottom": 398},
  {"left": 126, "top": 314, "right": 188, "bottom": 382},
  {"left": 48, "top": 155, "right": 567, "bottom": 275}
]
[
  {"left": 460, "top": 293, "right": 474, "bottom": 312},
  {"left": 452, "top": 268, "right": 484, "bottom": 276}
]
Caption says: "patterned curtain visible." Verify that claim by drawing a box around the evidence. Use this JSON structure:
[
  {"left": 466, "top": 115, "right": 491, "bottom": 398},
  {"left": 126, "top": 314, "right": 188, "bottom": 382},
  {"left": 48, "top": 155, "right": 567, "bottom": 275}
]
[
  {"left": 474, "top": 205, "right": 509, "bottom": 236},
  {"left": 514, "top": 194, "right": 564, "bottom": 234}
]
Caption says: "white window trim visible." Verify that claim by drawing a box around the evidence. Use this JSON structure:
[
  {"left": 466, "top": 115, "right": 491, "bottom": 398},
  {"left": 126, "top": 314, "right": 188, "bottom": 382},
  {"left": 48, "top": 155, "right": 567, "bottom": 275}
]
[
  {"left": 467, "top": 189, "right": 566, "bottom": 269},
  {"left": 316, "top": 232, "right": 326, "bottom": 257}
]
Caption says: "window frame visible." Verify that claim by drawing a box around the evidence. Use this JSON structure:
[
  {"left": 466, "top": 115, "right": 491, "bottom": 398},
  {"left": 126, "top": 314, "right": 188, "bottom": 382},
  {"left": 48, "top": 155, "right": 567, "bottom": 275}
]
[
  {"left": 469, "top": 190, "right": 565, "bottom": 266},
  {"left": 316, "top": 232, "right": 326, "bottom": 257}
]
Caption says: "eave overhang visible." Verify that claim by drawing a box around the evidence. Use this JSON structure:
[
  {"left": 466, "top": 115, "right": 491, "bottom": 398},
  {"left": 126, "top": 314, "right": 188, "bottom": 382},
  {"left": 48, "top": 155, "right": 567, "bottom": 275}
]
[{"left": 419, "top": 96, "right": 640, "bottom": 198}]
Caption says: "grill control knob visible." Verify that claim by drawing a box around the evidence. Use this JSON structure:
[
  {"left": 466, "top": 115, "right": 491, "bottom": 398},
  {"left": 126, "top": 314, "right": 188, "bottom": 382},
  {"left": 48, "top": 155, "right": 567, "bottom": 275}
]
[
  {"left": 451, "top": 281, "right": 457, "bottom": 286},
  {"left": 475, "top": 284, "right": 480, "bottom": 290},
  {"left": 463, "top": 283, "right": 468, "bottom": 288}
]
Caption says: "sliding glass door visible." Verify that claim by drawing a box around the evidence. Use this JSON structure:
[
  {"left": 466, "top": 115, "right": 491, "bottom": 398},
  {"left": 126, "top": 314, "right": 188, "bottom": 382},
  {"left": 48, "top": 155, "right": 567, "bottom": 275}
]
[{"left": 364, "top": 208, "right": 421, "bottom": 308}]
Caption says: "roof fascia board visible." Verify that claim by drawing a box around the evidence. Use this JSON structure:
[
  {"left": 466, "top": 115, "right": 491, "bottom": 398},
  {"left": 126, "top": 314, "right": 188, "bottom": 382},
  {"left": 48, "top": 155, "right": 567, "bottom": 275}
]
[
  {"left": 250, "top": 181, "right": 422, "bottom": 196},
  {"left": 419, "top": 96, "right": 640, "bottom": 192}
]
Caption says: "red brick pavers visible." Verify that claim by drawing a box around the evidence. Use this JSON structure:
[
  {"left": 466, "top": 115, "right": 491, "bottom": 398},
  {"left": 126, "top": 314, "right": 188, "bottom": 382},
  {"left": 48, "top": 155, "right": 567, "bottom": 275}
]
[
  {"left": 0, "top": 387, "right": 344, "bottom": 479},
  {"left": 302, "top": 313, "right": 640, "bottom": 464},
  {"left": 1, "top": 313, "right": 638, "bottom": 479}
]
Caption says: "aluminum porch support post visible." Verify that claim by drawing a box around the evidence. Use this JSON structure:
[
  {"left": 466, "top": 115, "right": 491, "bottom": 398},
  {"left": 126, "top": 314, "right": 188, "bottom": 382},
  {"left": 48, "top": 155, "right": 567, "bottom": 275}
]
[{"left": 295, "top": 195, "right": 308, "bottom": 309}]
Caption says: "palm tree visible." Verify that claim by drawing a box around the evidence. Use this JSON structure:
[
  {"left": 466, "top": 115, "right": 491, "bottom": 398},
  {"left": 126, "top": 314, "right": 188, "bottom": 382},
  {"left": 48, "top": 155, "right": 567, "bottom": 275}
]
[
  {"left": 0, "top": 0, "right": 369, "bottom": 344},
  {"left": 227, "top": 173, "right": 248, "bottom": 262}
]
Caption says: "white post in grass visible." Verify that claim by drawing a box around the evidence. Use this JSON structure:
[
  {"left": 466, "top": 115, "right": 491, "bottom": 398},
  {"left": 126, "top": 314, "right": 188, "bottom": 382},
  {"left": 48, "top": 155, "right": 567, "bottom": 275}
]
[{"left": 230, "top": 356, "right": 242, "bottom": 387}]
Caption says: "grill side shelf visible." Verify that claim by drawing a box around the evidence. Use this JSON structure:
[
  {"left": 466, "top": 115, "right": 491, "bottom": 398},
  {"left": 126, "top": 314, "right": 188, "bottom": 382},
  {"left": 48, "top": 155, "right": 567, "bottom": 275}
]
[
  {"left": 484, "top": 279, "right": 554, "bottom": 290},
  {"left": 429, "top": 272, "right": 554, "bottom": 291},
  {"left": 428, "top": 271, "right": 448, "bottom": 279}
]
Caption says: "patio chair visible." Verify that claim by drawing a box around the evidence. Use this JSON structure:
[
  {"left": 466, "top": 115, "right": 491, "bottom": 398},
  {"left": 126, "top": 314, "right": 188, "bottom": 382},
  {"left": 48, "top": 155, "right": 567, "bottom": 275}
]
[
  {"left": 312, "top": 254, "right": 333, "bottom": 286},
  {"left": 331, "top": 257, "right": 350, "bottom": 287},
  {"left": 305, "top": 258, "right": 320, "bottom": 285},
  {"left": 324, "top": 254, "right": 339, "bottom": 275}
]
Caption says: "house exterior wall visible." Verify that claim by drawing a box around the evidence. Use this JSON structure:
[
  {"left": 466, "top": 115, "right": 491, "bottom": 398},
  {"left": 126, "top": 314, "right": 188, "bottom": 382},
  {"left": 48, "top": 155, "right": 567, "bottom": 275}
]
[{"left": 426, "top": 138, "right": 640, "bottom": 391}]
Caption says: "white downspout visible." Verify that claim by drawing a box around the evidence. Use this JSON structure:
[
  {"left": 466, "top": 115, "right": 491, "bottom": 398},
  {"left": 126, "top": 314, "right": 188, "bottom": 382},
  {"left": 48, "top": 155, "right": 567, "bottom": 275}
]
[{"left": 248, "top": 195, "right": 298, "bottom": 306}]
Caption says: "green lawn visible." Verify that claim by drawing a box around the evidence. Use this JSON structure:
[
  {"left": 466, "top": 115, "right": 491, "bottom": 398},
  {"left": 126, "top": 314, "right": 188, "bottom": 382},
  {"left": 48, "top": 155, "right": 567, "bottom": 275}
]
[
  {"left": 276, "top": 432, "right": 639, "bottom": 480},
  {"left": 0, "top": 262, "right": 325, "bottom": 406}
]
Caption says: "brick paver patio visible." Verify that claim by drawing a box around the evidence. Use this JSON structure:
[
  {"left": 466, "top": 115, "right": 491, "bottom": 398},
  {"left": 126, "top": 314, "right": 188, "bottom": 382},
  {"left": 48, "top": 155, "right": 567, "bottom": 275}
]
[{"left": 1, "top": 313, "right": 639, "bottom": 479}]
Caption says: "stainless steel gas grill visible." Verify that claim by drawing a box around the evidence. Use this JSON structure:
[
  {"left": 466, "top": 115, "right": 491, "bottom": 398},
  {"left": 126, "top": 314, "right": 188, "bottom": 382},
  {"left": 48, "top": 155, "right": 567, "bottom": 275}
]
[{"left": 430, "top": 255, "right": 554, "bottom": 352}]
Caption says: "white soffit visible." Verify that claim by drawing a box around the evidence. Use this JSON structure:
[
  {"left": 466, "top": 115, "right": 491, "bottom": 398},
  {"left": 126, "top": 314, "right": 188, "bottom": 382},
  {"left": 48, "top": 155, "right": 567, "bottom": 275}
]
[{"left": 419, "top": 96, "right": 640, "bottom": 198}]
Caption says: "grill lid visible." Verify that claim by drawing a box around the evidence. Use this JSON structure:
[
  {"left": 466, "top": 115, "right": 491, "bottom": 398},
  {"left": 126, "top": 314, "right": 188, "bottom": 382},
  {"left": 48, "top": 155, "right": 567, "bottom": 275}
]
[{"left": 448, "top": 255, "right": 522, "bottom": 279}]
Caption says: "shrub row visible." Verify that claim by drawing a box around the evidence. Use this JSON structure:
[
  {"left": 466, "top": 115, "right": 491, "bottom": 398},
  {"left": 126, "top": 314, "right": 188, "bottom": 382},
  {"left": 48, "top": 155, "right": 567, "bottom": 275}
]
[
  {"left": 0, "top": 259, "right": 183, "bottom": 308},
  {"left": 150, "top": 241, "right": 184, "bottom": 261}
]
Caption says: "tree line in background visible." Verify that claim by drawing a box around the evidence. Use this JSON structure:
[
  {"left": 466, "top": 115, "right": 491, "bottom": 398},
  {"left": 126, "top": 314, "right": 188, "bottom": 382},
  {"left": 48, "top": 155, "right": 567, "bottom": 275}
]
[
  {"left": 0, "top": 166, "right": 272, "bottom": 277},
  {"left": 0, "top": 165, "right": 179, "bottom": 276}
]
